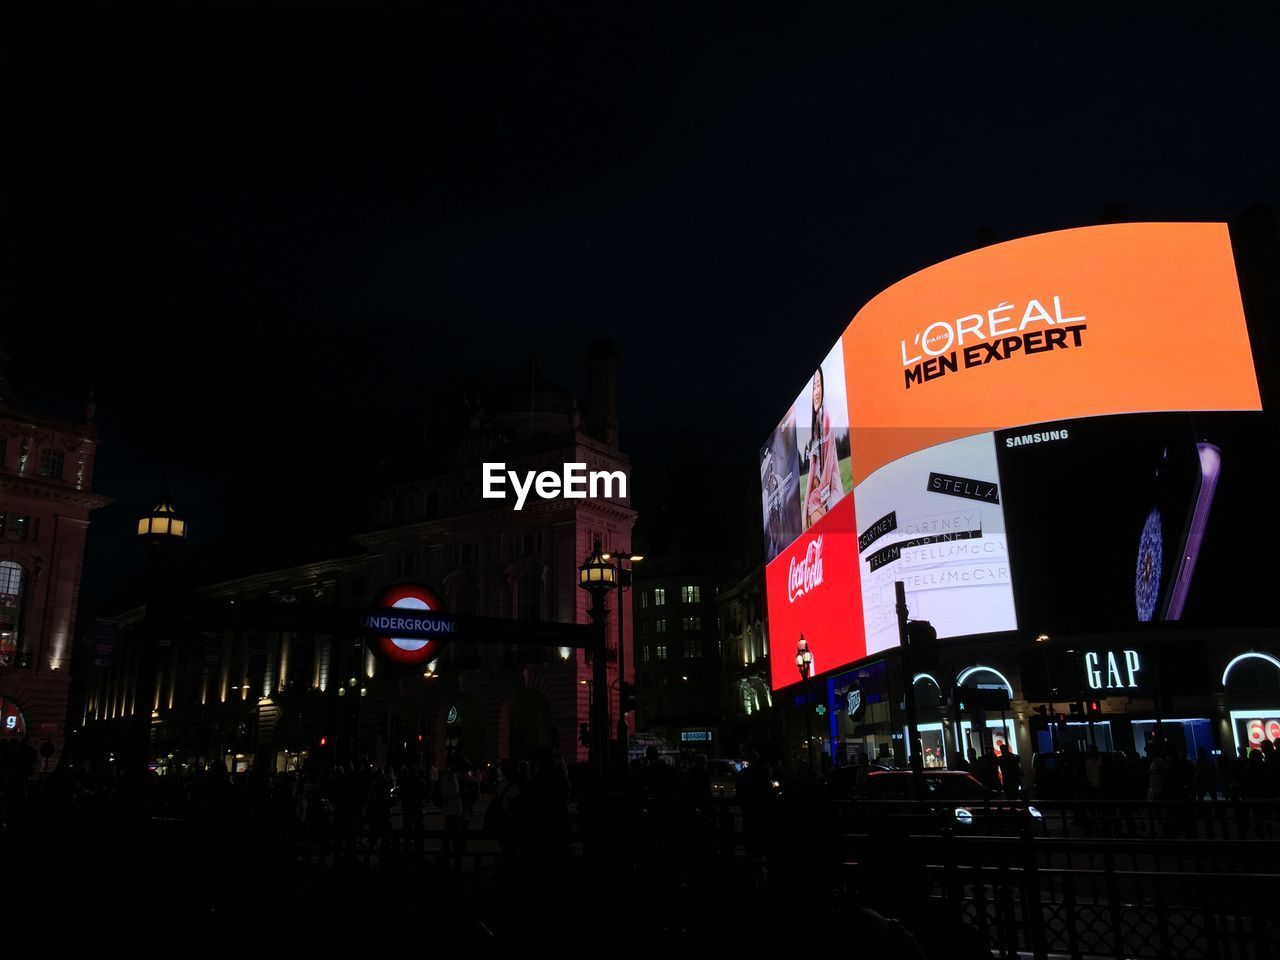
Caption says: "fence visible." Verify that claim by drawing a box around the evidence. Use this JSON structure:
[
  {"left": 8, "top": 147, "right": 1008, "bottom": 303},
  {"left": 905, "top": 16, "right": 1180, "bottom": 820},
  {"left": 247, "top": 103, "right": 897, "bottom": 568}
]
[{"left": 838, "top": 831, "right": 1280, "bottom": 959}]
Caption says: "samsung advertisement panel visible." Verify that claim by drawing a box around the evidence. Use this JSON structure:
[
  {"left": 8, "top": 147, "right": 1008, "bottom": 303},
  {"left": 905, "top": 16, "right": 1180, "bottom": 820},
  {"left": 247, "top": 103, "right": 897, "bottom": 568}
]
[{"left": 762, "top": 222, "right": 1262, "bottom": 690}]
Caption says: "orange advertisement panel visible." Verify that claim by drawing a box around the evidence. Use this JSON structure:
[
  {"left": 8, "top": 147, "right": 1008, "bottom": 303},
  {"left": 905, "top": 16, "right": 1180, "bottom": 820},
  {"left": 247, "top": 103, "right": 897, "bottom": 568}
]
[{"left": 841, "top": 223, "right": 1261, "bottom": 485}]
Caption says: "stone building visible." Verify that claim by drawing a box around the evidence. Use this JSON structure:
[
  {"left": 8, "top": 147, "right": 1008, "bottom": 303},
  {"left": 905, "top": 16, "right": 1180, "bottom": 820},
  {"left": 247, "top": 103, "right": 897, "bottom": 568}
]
[{"left": 0, "top": 361, "right": 108, "bottom": 762}]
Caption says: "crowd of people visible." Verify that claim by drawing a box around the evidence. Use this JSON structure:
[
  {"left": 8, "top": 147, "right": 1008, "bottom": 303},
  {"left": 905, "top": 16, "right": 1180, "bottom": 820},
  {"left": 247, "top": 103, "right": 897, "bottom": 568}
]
[{"left": 1019, "top": 738, "right": 1280, "bottom": 802}]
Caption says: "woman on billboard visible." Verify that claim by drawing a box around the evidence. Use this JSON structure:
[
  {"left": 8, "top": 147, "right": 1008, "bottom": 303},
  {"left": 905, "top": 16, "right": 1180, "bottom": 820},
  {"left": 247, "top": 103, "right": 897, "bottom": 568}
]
[{"left": 803, "top": 364, "right": 844, "bottom": 528}]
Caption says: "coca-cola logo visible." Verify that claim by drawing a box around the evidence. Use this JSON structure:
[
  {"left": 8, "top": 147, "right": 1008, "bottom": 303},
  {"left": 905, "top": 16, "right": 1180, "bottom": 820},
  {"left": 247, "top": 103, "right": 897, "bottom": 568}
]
[{"left": 788, "top": 535, "right": 825, "bottom": 603}]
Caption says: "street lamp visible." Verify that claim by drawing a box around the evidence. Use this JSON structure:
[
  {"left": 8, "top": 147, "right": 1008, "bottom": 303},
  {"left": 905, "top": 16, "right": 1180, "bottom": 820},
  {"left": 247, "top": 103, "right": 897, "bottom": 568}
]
[
  {"left": 137, "top": 489, "right": 188, "bottom": 547},
  {"left": 133, "top": 487, "right": 188, "bottom": 780},
  {"left": 601, "top": 548, "right": 642, "bottom": 760},
  {"left": 578, "top": 539, "right": 617, "bottom": 771},
  {"left": 796, "top": 634, "right": 815, "bottom": 778}
]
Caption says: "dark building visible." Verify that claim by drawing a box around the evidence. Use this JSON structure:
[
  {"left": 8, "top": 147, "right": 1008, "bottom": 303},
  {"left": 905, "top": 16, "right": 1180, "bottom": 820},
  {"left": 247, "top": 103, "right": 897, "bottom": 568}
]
[
  {"left": 0, "top": 358, "right": 108, "bottom": 763},
  {"left": 78, "top": 347, "right": 634, "bottom": 773},
  {"left": 714, "top": 564, "right": 773, "bottom": 759},
  {"left": 630, "top": 556, "right": 726, "bottom": 756}
]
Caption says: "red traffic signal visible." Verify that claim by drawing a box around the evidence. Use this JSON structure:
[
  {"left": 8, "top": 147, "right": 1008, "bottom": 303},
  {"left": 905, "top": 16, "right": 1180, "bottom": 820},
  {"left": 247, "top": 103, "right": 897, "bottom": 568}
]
[{"left": 1087, "top": 700, "right": 1102, "bottom": 717}]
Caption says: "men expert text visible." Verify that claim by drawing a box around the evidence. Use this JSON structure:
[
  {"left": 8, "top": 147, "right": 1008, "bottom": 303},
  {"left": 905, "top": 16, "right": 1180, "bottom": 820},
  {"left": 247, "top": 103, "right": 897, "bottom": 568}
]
[{"left": 482, "top": 462, "right": 627, "bottom": 510}]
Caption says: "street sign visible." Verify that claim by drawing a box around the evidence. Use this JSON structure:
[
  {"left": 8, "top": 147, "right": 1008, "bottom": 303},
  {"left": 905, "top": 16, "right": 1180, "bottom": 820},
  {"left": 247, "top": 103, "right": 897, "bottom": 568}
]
[{"left": 368, "top": 582, "right": 450, "bottom": 666}]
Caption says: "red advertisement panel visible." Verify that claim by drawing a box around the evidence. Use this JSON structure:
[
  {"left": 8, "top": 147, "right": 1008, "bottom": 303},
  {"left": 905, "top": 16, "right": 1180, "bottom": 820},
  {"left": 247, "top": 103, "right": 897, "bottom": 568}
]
[{"left": 765, "top": 495, "right": 865, "bottom": 689}]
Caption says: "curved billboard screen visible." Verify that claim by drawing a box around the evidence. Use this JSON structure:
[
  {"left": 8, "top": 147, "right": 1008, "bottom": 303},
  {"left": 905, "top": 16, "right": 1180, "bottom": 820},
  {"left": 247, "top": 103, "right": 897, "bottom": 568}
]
[{"left": 761, "top": 222, "right": 1262, "bottom": 689}]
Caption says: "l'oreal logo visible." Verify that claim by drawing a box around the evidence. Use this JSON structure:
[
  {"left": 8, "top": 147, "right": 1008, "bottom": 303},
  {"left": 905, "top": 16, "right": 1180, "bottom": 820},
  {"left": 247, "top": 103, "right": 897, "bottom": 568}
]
[{"left": 788, "top": 535, "right": 824, "bottom": 603}]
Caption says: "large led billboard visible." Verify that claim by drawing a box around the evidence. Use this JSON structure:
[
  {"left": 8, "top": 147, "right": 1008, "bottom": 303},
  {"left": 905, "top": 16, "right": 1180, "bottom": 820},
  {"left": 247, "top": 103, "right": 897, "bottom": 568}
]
[{"left": 761, "top": 222, "right": 1262, "bottom": 689}]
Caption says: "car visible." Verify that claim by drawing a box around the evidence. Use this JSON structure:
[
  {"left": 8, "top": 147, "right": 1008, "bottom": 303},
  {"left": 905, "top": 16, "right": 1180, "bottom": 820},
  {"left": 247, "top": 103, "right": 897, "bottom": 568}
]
[
  {"left": 824, "top": 761, "right": 895, "bottom": 801},
  {"left": 835, "top": 769, "right": 1043, "bottom": 834},
  {"left": 708, "top": 758, "right": 744, "bottom": 798}
]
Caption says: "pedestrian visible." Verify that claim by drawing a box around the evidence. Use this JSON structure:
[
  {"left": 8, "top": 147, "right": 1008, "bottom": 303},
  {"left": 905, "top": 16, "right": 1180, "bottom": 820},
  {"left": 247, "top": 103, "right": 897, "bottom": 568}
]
[
  {"left": 1194, "top": 748, "right": 1217, "bottom": 800},
  {"left": 998, "top": 747, "right": 1024, "bottom": 797},
  {"left": 439, "top": 754, "right": 470, "bottom": 870}
]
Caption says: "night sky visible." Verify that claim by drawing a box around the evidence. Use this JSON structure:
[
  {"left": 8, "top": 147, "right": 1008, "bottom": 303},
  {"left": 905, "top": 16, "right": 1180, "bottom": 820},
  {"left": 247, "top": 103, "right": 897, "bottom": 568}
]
[{"left": 4, "top": 6, "right": 1280, "bottom": 616}]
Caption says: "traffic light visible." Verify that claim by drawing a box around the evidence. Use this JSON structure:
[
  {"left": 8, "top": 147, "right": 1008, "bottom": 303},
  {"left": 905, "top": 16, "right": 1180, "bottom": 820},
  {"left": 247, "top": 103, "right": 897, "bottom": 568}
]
[
  {"left": 1087, "top": 699, "right": 1102, "bottom": 718},
  {"left": 620, "top": 681, "right": 638, "bottom": 715},
  {"left": 906, "top": 619, "right": 939, "bottom": 670},
  {"left": 1032, "top": 705, "right": 1049, "bottom": 719},
  {"left": 579, "top": 722, "right": 591, "bottom": 746},
  {"left": 1068, "top": 701, "right": 1085, "bottom": 717}
]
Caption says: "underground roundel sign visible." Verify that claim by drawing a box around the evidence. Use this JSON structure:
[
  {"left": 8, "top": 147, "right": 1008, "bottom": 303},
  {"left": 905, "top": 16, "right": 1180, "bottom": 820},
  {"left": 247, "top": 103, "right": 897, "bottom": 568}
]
[{"left": 370, "top": 582, "right": 450, "bottom": 666}]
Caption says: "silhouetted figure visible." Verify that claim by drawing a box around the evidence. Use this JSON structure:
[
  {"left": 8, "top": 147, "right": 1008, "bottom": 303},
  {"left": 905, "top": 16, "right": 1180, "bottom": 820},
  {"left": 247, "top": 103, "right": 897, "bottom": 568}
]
[
  {"left": 998, "top": 747, "right": 1023, "bottom": 797},
  {"left": 1194, "top": 748, "right": 1218, "bottom": 800}
]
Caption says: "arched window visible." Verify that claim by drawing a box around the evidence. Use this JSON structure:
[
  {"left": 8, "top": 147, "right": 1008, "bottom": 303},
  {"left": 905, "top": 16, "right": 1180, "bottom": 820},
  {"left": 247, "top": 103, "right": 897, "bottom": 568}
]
[
  {"left": 38, "top": 448, "right": 64, "bottom": 480},
  {"left": 1222, "top": 653, "right": 1280, "bottom": 694},
  {"left": 956, "top": 665, "right": 1015, "bottom": 698},
  {"left": 0, "top": 561, "right": 25, "bottom": 667},
  {"left": 913, "top": 673, "right": 944, "bottom": 709}
]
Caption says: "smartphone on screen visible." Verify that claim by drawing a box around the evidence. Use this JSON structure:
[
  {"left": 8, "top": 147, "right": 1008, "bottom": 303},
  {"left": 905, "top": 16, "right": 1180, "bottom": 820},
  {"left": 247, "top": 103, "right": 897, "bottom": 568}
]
[{"left": 1135, "top": 439, "right": 1221, "bottom": 622}]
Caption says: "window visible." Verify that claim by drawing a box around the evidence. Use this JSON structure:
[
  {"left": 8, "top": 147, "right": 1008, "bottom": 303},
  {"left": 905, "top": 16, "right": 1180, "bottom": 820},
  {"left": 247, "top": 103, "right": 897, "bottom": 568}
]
[
  {"left": 682, "top": 616, "right": 702, "bottom": 631},
  {"left": 518, "top": 531, "right": 540, "bottom": 557},
  {"left": 681, "top": 585, "right": 700, "bottom": 604},
  {"left": 642, "top": 645, "right": 650, "bottom": 663},
  {"left": 655, "top": 619, "right": 667, "bottom": 633},
  {"left": 5, "top": 516, "right": 34, "bottom": 542},
  {"left": 683, "top": 639, "right": 701, "bottom": 658},
  {"left": 38, "top": 448, "right": 64, "bottom": 480},
  {"left": 655, "top": 642, "right": 668, "bottom": 660},
  {"left": 640, "top": 592, "right": 648, "bottom": 609},
  {"left": 0, "top": 561, "right": 24, "bottom": 667},
  {"left": 640, "top": 621, "right": 650, "bottom": 635},
  {"left": 653, "top": 588, "right": 665, "bottom": 606}
]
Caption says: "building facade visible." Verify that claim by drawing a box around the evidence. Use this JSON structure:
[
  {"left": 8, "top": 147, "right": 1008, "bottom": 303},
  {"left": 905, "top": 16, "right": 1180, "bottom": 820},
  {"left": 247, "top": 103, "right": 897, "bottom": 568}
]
[
  {"left": 786, "top": 627, "right": 1280, "bottom": 788},
  {"left": 715, "top": 564, "right": 773, "bottom": 759},
  {"left": 1, "top": 381, "right": 107, "bottom": 763},
  {"left": 79, "top": 347, "right": 635, "bottom": 773},
  {"left": 630, "top": 558, "right": 726, "bottom": 757}
]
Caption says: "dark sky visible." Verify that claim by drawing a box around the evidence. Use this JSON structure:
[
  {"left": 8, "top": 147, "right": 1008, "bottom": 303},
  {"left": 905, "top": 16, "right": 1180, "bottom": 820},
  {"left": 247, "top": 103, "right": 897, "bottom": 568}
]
[{"left": 4, "top": 5, "right": 1280, "bottom": 614}]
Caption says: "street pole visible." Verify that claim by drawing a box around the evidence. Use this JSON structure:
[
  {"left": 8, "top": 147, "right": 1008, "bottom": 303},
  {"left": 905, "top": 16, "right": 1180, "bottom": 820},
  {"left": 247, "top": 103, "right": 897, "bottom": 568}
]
[
  {"left": 586, "top": 591, "right": 610, "bottom": 774},
  {"left": 615, "top": 561, "right": 628, "bottom": 765},
  {"left": 132, "top": 551, "right": 165, "bottom": 782},
  {"left": 896, "top": 581, "right": 926, "bottom": 801},
  {"left": 803, "top": 673, "right": 815, "bottom": 779}
]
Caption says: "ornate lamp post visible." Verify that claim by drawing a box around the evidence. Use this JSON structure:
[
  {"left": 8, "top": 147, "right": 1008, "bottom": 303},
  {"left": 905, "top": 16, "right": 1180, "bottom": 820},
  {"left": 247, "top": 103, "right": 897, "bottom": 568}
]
[
  {"left": 578, "top": 539, "right": 617, "bottom": 772},
  {"left": 796, "top": 634, "right": 815, "bottom": 778},
  {"left": 133, "top": 488, "right": 188, "bottom": 778},
  {"left": 601, "top": 548, "right": 642, "bottom": 763}
]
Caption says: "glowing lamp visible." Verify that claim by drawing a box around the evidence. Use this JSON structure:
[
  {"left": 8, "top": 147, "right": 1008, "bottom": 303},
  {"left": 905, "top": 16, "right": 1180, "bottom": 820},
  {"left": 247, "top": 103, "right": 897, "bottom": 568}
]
[{"left": 137, "top": 488, "right": 188, "bottom": 547}]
